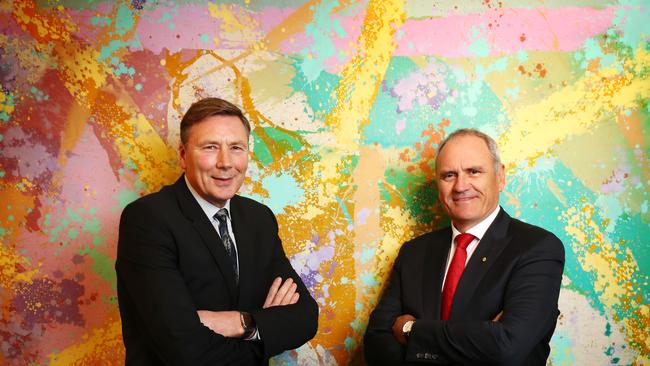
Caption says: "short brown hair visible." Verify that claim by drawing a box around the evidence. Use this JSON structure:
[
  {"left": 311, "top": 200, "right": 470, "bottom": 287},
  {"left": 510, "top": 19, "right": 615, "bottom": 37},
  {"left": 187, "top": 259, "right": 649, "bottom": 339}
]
[{"left": 180, "top": 98, "right": 251, "bottom": 144}]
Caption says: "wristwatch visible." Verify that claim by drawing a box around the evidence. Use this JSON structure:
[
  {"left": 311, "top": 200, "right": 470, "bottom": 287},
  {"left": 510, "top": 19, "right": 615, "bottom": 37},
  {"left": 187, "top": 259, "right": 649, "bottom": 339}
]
[
  {"left": 402, "top": 320, "right": 415, "bottom": 337},
  {"left": 240, "top": 311, "right": 256, "bottom": 339}
]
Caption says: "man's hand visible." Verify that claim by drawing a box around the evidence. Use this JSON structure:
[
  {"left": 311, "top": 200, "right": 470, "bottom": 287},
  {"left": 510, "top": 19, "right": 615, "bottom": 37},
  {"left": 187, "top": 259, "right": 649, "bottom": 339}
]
[
  {"left": 392, "top": 314, "right": 416, "bottom": 345},
  {"left": 263, "top": 277, "right": 299, "bottom": 308},
  {"left": 197, "top": 310, "right": 244, "bottom": 338},
  {"left": 492, "top": 310, "right": 503, "bottom": 322}
]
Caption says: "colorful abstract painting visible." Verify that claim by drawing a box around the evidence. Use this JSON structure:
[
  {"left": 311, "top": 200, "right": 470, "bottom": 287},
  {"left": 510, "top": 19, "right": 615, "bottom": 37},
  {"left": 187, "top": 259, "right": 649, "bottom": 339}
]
[{"left": 1, "top": 0, "right": 648, "bottom": 365}]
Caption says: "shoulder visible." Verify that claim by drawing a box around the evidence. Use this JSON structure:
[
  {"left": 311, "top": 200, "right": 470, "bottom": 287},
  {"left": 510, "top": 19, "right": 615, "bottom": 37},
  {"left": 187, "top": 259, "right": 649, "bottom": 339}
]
[
  {"left": 398, "top": 227, "right": 449, "bottom": 258},
  {"left": 121, "top": 184, "right": 177, "bottom": 220},
  {"left": 232, "top": 194, "right": 273, "bottom": 214},
  {"left": 231, "top": 195, "right": 278, "bottom": 228},
  {"left": 507, "top": 216, "right": 565, "bottom": 257}
]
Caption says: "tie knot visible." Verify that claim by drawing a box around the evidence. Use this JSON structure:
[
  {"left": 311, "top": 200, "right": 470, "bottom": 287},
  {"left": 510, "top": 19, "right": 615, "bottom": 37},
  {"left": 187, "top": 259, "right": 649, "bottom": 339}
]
[
  {"left": 214, "top": 208, "right": 229, "bottom": 223},
  {"left": 455, "top": 233, "right": 475, "bottom": 250}
]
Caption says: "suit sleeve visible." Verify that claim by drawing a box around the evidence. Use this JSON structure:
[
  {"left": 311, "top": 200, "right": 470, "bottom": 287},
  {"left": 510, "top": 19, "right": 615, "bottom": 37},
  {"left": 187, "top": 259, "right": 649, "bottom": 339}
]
[
  {"left": 405, "top": 234, "right": 565, "bottom": 364},
  {"left": 116, "top": 201, "right": 261, "bottom": 365},
  {"left": 250, "top": 207, "right": 319, "bottom": 358},
  {"left": 363, "top": 246, "right": 407, "bottom": 366}
]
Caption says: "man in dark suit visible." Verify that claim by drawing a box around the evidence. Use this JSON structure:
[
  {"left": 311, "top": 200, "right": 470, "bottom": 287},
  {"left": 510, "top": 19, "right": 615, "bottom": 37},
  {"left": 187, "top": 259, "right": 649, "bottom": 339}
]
[
  {"left": 116, "top": 97, "right": 318, "bottom": 365},
  {"left": 364, "top": 129, "right": 564, "bottom": 365}
]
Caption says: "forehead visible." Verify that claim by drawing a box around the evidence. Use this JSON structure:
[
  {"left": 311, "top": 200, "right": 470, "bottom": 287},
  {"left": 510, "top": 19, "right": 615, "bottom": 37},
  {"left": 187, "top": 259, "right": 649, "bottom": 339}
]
[
  {"left": 187, "top": 115, "right": 249, "bottom": 141},
  {"left": 436, "top": 135, "right": 493, "bottom": 168}
]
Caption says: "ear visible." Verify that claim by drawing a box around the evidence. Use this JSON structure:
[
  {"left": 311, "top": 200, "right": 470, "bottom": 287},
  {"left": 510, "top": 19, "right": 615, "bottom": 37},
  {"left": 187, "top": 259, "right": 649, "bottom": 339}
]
[
  {"left": 497, "top": 164, "right": 506, "bottom": 192},
  {"left": 179, "top": 143, "right": 187, "bottom": 170}
]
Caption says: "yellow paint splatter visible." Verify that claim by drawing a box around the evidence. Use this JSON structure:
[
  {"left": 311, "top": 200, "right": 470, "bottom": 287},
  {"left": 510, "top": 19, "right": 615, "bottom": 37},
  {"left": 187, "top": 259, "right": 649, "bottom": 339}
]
[
  {"left": 563, "top": 204, "right": 649, "bottom": 357},
  {"left": 326, "top": 0, "right": 405, "bottom": 150},
  {"left": 48, "top": 317, "right": 124, "bottom": 365},
  {"left": 499, "top": 47, "right": 650, "bottom": 172}
]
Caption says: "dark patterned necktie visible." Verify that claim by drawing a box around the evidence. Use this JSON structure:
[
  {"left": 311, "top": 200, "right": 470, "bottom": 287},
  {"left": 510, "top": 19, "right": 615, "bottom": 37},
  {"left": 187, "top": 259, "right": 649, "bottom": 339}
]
[
  {"left": 214, "top": 208, "right": 239, "bottom": 283},
  {"left": 440, "top": 233, "right": 475, "bottom": 320}
]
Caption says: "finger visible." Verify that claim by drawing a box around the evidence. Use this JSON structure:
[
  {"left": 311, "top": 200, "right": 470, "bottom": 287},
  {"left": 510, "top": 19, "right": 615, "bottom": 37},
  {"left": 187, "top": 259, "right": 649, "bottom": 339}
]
[
  {"left": 263, "top": 277, "right": 282, "bottom": 308},
  {"left": 289, "top": 292, "right": 299, "bottom": 304},
  {"left": 272, "top": 278, "right": 294, "bottom": 306},
  {"left": 492, "top": 310, "right": 503, "bottom": 321},
  {"left": 280, "top": 283, "right": 298, "bottom": 305}
]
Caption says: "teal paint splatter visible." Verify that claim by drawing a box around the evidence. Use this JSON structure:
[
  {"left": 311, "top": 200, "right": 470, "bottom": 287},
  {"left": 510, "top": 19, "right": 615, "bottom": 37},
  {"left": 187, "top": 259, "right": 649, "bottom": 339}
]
[
  {"left": 360, "top": 272, "right": 378, "bottom": 287},
  {"left": 335, "top": 196, "right": 353, "bottom": 226},
  {"left": 247, "top": 173, "right": 305, "bottom": 214},
  {"left": 549, "top": 330, "right": 575, "bottom": 365},
  {"left": 115, "top": 4, "right": 135, "bottom": 36},
  {"left": 299, "top": 0, "right": 343, "bottom": 82},
  {"left": 344, "top": 336, "right": 356, "bottom": 352},
  {"left": 469, "top": 27, "right": 490, "bottom": 57},
  {"left": 613, "top": 0, "right": 650, "bottom": 52},
  {"left": 200, "top": 33, "right": 210, "bottom": 43},
  {"left": 360, "top": 247, "right": 375, "bottom": 263},
  {"left": 290, "top": 61, "right": 339, "bottom": 117}
]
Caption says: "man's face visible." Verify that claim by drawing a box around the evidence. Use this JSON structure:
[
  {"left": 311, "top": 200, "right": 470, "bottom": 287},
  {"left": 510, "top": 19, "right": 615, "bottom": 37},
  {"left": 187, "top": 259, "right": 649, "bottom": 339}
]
[
  {"left": 180, "top": 115, "right": 249, "bottom": 207},
  {"left": 435, "top": 134, "right": 505, "bottom": 232}
]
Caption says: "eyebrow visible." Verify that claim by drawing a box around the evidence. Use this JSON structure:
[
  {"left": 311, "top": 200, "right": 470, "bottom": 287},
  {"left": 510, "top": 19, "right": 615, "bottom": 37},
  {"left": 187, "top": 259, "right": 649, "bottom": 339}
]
[{"left": 197, "top": 139, "right": 247, "bottom": 146}]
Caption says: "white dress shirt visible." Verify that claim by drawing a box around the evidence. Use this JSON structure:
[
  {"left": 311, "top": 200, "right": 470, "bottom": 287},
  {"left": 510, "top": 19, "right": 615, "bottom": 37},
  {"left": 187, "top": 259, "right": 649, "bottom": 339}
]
[
  {"left": 184, "top": 177, "right": 239, "bottom": 269},
  {"left": 441, "top": 205, "right": 501, "bottom": 290}
]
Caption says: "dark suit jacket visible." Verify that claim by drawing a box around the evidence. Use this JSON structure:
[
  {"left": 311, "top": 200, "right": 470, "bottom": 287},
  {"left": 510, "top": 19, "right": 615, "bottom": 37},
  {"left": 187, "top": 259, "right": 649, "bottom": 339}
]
[
  {"left": 364, "top": 208, "right": 564, "bottom": 365},
  {"left": 116, "top": 176, "right": 318, "bottom": 366}
]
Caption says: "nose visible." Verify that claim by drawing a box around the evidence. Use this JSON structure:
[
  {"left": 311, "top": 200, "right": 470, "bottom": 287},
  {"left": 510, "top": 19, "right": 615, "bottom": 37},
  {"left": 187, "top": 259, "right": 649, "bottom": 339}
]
[
  {"left": 452, "top": 173, "right": 469, "bottom": 192},
  {"left": 216, "top": 148, "right": 232, "bottom": 169}
]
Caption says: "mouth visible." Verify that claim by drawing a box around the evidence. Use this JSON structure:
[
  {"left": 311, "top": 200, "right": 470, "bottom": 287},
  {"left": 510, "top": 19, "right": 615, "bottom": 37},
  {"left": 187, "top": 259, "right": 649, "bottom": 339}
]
[
  {"left": 211, "top": 176, "right": 234, "bottom": 185},
  {"left": 452, "top": 195, "right": 477, "bottom": 203}
]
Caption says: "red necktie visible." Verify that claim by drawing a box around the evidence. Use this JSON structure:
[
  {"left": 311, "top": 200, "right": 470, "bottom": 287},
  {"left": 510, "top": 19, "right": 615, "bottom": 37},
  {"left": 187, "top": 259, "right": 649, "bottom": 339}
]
[{"left": 441, "top": 233, "right": 476, "bottom": 320}]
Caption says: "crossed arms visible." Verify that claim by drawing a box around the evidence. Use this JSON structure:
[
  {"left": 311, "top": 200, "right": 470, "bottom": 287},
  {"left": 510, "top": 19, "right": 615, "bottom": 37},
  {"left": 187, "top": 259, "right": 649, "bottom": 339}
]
[
  {"left": 364, "top": 232, "right": 564, "bottom": 365},
  {"left": 116, "top": 200, "right": 318, "bottom": 365}
]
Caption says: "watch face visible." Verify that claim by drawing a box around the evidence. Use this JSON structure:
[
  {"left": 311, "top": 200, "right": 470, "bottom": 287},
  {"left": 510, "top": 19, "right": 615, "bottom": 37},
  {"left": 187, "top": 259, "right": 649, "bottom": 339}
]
[{"left": 403, "top": 320, "right": 413, "bottom": 333}]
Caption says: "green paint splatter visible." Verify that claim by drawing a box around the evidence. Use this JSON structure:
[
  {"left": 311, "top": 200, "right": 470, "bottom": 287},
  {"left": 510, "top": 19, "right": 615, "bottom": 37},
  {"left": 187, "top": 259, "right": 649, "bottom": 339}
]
[
  {"left": 83, "top": 248, "right": 117, "bottom": 291},
  {"left": 118, "top": 190, "right": 139, "bottom": 209},
  {"left": 252, "top": 130, "right": 273, "bottom": 165},
  {"left": 83, "top": 217, "right": 101, "bottom": 234},
  {"left": 68, "top": 228, "right": 79, "bottom": 239}
]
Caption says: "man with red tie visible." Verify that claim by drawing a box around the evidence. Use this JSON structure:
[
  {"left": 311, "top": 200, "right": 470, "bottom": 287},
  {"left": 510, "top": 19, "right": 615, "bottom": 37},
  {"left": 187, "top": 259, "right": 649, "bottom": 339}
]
[{"left": 364, "top": 129, "right": 565, "bottom": 365}]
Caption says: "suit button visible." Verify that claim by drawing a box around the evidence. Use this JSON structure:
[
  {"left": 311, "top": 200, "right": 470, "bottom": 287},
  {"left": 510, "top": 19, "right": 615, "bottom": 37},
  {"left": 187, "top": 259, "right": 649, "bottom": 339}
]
[
  {"left": 424, "top": 352, "right": 432, "bottom": 359},
  {"left": 431, "top": 353, "right": 439, "bottom": 360},
  {"left": 416, "top": 353, "right": 423, "bottom": 359}
]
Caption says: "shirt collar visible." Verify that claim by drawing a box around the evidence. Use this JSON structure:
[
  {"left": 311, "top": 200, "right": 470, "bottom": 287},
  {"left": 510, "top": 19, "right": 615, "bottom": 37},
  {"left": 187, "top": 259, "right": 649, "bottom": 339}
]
[
  {"left": 451, "top": 205, "right": 501, "bottom": 242},
  {"left": 184, "top": 175, "right": 231, "bottom": 220}
]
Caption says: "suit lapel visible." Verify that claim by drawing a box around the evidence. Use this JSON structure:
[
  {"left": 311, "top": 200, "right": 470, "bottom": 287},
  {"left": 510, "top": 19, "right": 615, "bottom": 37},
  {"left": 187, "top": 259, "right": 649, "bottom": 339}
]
[
  {"left": 451, "top": 208, "right": 512, "bottom": 318},
  {"left": 422, "top": 228, "right": 452, "bottom": 319},
  {"left": 172, "top": 177, "right": 238, "bottom": 301},
  {"left": 229, "top": 196, "right": 256, "bottom": 309}
]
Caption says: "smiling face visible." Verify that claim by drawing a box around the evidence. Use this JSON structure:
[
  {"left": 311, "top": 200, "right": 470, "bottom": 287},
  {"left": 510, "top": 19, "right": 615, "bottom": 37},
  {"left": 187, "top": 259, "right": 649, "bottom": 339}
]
[
  {"left": 180, "top": 115, "right": 249, "bottom": 207},
  {"left": 435, "top": 134, "right": 505, "bottom": 232}
]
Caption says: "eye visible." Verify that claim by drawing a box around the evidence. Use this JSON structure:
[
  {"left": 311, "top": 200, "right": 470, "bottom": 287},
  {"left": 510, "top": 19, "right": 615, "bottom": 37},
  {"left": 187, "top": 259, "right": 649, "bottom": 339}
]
[
  {"left": 442, "top": 172, "right": 456, "bottom": 181},
  {"left": 231, "top": 145, "right": 247, "bottom": 151},
  {"left": 203, "top": 145, "right": 217, "bottom": 150},
  {"left": 469, "top": 168, "right": 481, "bottom": 175}
]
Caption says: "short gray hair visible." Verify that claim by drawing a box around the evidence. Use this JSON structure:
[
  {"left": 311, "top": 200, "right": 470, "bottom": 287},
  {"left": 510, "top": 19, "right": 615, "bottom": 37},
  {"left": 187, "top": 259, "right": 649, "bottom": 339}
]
[{"left": 435, "top": 128, "right": 502, "bottom": 171}]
